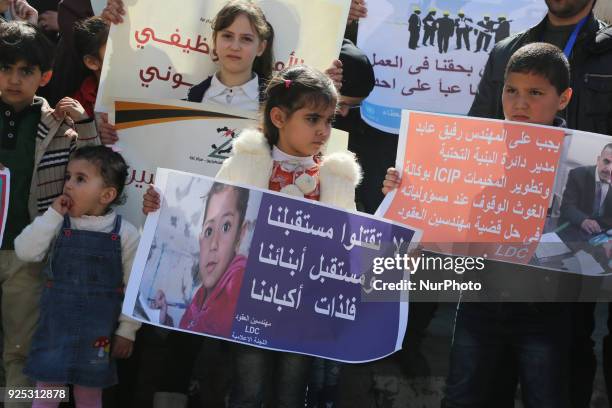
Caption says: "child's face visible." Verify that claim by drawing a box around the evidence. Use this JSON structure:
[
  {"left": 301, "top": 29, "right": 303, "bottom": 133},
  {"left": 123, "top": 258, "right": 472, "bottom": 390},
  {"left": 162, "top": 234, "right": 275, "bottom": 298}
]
[
  {"left": 83, "top": 43, "right": 106, "bottom": 79},
  {"left": 214, "top": 14, "right": 267, "bottom": 78},
  {"left": 502, "top": 71, "right": 571, "bottom": 125},
  {"left": 199, "top": 187, "right": 245, "bottom": 291},
  {"left": 273, "top": 103, "right": 336, "bottom": 157},
  {"left": 0, "top": 60, "right": 51, "bottom": 111},
  {"left": 63, "top": 159, "right": 115, "bottom": 217}
]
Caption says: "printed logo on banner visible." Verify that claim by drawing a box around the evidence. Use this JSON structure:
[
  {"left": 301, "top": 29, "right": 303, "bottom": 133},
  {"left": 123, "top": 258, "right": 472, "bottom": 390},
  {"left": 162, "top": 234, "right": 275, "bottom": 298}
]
[{"left": 208, "top": 127, "right": 238, "bottom": 161}]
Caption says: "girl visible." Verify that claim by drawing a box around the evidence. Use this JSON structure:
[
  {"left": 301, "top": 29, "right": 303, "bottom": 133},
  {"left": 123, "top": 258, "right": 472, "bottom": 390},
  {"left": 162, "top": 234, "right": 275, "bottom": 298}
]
[
  {"left": 14, "top": 146, "right": 140, "bottom": 408},
  {"left": 144, "top": 64, "right": 361, "bottom": 407},
  {"left": 99, "top": 0, "right": 343, "bottom": 144},
  {"left": 71, "top": 16, "right": 109, "bottom": 118},
  {"left": 45, "top": 16, "right": 112, "bottom": 140},
  {"left": 99, "top": 0, "right": 275, "bottom": 144},
  {"left": 152, "top": 182, "right": 250, "bottom": 337},
  {"left": 185, "top": 0, "right": 274, "bottom": 109}
]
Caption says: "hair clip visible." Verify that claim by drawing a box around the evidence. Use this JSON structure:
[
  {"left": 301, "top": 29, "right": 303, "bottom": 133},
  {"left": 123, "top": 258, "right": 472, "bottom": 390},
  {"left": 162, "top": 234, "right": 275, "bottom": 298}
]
[{"left": 284, "top": 79, "right": 292, "bottom": 89}]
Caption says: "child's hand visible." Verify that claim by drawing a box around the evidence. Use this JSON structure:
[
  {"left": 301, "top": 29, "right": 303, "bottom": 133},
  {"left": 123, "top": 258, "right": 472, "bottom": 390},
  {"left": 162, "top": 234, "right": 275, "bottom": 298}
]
[
  {"left": 9, "top": 0, "right": 38, "bottom": 24},
  {"left": 149, "top": 289, "right": 169, "bottom": 325},
  {"left": 54, "top": 97, "right": 89, "bottom": 122},
  {"left": 51, "top": 194, "right": 73, "bottom": 215},
  {"left": 324, "top": 59, "right": 343, "bottom": 91},
  {"left": 142, "top": 185, "right": 160, "bottom": 214},
  {"left": 101, "top": 0, "right": 125, "bottom": 24},
  {"left": 98, "top": 113, "right": 118, "bottom": 145},
  {"left": 111, "top": 335, "right": 133, "bottom": 359},
  {"left": 348, "top": 0, "right": 367, "bottom": 24},
  {"left": 382, "top": 167, "right": 401, "bottom": 195}
]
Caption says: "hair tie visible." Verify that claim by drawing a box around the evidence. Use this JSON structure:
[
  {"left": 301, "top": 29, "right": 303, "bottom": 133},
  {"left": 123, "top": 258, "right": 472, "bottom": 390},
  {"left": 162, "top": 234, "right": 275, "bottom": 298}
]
[{"left": 284, "top": 79, "right": 292, "bottom": 89}]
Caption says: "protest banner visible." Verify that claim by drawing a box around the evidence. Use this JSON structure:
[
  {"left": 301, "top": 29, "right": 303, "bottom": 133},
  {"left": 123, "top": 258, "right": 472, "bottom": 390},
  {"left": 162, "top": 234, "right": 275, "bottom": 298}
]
[
  {"left": 356, "top": 0, "right": 547, "bottom": 133},
  {"left": 377, "top": 110, "right": 565, "bottom": 266},
  {"left": 123, "top": 169, "right": 420, "bottom": 362},
  {"left": 0, "top": 168, "right": 9, "bottom": 248},
  {"left": 112, "top": 98, "right": 349, "bottom": 228},
  {"left": 96, "top": 0, "right": 350, "bottom": 112},
  {"left": 112, "top": 99, "right": 256, "bottom": 227}
]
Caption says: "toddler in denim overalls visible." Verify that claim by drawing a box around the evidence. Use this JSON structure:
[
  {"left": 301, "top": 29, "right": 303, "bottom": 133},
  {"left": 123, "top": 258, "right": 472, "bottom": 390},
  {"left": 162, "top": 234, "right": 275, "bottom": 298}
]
[{"left": 14, "top": 146, "right": 141, "bottom": 408}]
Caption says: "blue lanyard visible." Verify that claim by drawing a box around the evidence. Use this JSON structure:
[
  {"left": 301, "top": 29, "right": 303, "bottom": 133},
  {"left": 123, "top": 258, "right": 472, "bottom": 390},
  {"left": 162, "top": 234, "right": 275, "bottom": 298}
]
[{"left": 563, "top": 15, "right": 588, "bottom": 58}]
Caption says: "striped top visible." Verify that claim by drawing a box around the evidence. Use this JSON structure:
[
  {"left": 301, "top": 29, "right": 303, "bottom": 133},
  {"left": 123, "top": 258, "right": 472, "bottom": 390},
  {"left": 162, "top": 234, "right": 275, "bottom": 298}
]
[{"left": 29, "top": 96, "right": 99, "bottom": 218}]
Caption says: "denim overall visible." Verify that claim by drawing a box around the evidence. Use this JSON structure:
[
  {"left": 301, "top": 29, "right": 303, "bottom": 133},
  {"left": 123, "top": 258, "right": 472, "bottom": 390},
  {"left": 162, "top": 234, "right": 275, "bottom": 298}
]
[{"left": 24, "top": 214, "right": 124, "bottom": 387}]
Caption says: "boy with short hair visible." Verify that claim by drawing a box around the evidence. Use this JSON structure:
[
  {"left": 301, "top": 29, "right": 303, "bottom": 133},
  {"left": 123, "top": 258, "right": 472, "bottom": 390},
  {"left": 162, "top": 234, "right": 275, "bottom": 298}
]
[
  {"left": 383, "top": 42, "right": 573, "bottom": 407},
  {"left": 444, "top": 42, "right": 572, "bottom": 408},
  {"left": 0, "top": 20, "right": 97, "bottom": 399}
]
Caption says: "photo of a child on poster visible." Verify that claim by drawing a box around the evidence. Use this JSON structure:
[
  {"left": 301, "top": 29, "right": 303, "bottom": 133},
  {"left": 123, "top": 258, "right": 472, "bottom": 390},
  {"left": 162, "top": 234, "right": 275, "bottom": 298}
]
[{"left": 134, "top": 173, "right": 261, "bottom": 337}]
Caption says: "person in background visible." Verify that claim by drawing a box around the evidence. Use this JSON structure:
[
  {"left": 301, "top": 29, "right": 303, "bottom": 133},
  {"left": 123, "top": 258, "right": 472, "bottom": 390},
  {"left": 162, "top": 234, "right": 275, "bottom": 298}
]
[
  {"left": 332, "top": 39, "right": 376, "bottom": 213},
  {"left": 67, "top": 17, "right": 108, "bottom": 118},
  {"left": 42, "top": 0, "right": 95, "bottom": 106}
]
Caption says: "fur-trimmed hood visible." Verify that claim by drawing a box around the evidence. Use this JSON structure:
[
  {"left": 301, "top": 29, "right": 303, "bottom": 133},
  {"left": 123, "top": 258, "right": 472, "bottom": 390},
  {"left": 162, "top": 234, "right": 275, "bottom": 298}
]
[{"left": 216, "top": 128, "right": 362, "bottom": 210}]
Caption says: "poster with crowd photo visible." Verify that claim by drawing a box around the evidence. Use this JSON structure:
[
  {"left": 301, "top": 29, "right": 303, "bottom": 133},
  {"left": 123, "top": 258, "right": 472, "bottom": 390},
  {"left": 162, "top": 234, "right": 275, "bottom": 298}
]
[
  {"left": 123, "top": 169, "right": 420, "bottom": 362},
  {"left": 0, "top": 168, "right": 9, "bottom": 248},
  {"left": 112, "top": 99, "right": 257, "bottom": 227},
  {"left": 377, "top": 111, "right": 612, "bottom": 283},
  {"left": 96, "top": 0, "right": 350, "bottom": 113},
  {"left": 356, "top": 0, "right": 548, "bottom": 133}
]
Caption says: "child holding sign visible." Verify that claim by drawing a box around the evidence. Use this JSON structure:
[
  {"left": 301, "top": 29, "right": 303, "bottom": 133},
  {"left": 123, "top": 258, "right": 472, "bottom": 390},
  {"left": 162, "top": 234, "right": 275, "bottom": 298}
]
[
  {"left": 384, "top": 43, "right": 573, "bottom": 408},
  {"left": 143, "top": 65, "right": 361, "bottom": 407},
  {"left": 99, "top": 0, "right": 343, "bottom": 144},
  {"left": 99, "top": 0, "right": 275, "bottom": 144}
]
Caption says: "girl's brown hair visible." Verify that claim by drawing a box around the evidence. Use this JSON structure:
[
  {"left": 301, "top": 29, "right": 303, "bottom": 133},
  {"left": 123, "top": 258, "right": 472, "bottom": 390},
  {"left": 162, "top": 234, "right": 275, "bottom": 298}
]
[
  {"left": 262, "top": 65, "right": 338, "bottom": 148},
  {"left": 212, "top": 0, "right": 274, "bottom": 81}
]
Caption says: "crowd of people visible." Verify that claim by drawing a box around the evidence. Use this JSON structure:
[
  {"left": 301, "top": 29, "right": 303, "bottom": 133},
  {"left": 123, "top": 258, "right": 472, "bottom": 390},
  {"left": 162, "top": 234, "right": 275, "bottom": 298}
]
[{"left": 1, "top": 0, "right": 612, "bottom": 407}]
